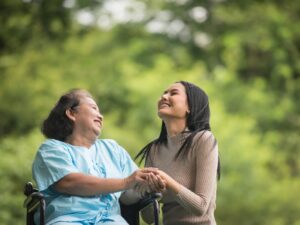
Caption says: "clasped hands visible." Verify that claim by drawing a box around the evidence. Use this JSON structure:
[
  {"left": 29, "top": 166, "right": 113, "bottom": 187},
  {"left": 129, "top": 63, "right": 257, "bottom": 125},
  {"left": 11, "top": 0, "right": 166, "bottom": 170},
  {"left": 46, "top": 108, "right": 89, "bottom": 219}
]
[{"left": 126, "top": 168, "right": 169, "bottom": 196}]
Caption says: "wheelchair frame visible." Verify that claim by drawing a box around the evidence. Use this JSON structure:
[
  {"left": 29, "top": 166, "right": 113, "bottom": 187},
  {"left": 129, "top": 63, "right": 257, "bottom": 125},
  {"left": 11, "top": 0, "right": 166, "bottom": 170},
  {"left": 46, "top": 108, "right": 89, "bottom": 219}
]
[{"left": 24, "top": 182, "right": 161, "bottom": 225}]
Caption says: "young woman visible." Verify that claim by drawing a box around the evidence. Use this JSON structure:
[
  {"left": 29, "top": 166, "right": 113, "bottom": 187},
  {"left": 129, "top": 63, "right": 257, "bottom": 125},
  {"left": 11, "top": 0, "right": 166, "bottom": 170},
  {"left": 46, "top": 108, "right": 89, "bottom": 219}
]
[
  {"left": 136, "top": 81, "right": 220, "bottom": 225},
  {"left": 32, "top": 89, "right": 163, "bottom": 225}
]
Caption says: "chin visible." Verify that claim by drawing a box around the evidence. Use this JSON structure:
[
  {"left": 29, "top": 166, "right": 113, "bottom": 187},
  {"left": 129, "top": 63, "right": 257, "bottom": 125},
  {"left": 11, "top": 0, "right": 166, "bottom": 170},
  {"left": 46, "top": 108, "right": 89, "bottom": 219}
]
[
  {"left": 92, "top": 129, "right": 101, "bottom": 138},
  {"left": 157, "top": 111, "right": 169, "bottom": 119}
]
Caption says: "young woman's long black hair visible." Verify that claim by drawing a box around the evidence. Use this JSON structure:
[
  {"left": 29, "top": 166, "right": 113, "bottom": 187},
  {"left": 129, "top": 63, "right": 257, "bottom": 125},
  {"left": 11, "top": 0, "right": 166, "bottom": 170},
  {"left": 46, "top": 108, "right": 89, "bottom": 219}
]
[{"left": 135, "top": 81, "right": 221, "bottom": 180}]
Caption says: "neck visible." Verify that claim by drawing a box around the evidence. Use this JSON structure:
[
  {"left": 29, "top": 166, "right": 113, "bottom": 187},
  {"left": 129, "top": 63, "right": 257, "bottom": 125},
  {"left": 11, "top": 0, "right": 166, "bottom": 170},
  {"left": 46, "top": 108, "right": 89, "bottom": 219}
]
[
  {"left": 65, "top": 133, "right": 96, "bottom": 148},
  {"left": 164, "top": 118, "right": 187, "bottom": 137}
]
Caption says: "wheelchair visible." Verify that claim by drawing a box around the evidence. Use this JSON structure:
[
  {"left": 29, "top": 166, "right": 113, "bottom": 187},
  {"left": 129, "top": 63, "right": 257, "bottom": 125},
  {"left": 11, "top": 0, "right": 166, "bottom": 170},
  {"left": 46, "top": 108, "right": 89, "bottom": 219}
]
[{"left": 24, "top": 182, "right": 161, "bottom": 225}]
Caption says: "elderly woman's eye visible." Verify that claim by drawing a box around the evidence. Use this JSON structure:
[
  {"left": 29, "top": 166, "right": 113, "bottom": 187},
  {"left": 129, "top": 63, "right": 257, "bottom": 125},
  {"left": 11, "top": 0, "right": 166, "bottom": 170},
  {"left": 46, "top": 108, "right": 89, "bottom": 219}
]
[{"left": 92, "top": 106, "right": 99, "bottom": 111}]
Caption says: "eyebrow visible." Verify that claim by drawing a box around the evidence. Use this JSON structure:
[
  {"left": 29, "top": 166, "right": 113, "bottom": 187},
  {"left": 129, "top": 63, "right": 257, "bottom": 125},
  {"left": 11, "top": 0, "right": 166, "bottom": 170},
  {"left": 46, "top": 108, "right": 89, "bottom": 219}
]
[
  {"left": 164, "top": 88, "right": 180, "bottom": 93},
  {"left": 86, "top": 103, "right": 98, "bottom": 108}
]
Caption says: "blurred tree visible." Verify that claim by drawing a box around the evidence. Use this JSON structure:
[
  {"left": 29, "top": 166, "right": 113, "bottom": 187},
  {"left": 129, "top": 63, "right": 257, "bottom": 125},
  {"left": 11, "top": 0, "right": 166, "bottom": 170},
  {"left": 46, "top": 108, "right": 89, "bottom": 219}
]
[
  {"left": 0, "top": 0, "right": 72, "bottom": 53},
  {"left": 0, "top": 129, "right": 43, "bottom": 225}
]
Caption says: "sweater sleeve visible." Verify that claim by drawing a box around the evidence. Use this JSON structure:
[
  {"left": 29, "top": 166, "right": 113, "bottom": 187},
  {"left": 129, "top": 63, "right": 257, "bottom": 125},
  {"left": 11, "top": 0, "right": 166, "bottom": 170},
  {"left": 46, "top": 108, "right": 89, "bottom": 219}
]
[{"left": 175, "top": 131, "right": 218, "bottom": 216}]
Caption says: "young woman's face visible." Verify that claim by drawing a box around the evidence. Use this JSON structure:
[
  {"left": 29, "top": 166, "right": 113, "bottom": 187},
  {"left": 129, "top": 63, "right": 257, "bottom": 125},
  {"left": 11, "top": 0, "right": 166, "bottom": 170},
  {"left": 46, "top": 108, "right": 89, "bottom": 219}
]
[
  {"left": 72, "top": 97, "right": 103, "bottom": 137},
  {"left": 157, "top": 83, "right": 189, "bottom": 120}
]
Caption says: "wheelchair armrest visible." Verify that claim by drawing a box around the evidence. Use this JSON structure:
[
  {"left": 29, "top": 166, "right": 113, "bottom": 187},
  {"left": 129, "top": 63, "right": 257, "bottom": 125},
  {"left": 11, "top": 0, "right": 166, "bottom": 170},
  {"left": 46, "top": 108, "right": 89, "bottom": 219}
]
[
  {"left": 24, "top": 182, "right": 46, "bottom": 225},
  {"left": 137, "top": 192, "right": 162, "bottom": 211},
  {"left": 24, "top": 192, "right": 45, "bottom": 213},
  {"left": 120, "top": 192, "right": 162, "bottom": 225}
]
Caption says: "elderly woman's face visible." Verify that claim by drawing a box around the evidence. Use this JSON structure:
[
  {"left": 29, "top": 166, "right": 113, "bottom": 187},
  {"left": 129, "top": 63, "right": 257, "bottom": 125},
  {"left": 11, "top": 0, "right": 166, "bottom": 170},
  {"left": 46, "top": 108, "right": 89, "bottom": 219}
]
[
  {"left": 157, "top": 83, "right": 189, "bottom": 120},
  {"left": 72, "top": 96, "right": 103, "bottom": 137}
]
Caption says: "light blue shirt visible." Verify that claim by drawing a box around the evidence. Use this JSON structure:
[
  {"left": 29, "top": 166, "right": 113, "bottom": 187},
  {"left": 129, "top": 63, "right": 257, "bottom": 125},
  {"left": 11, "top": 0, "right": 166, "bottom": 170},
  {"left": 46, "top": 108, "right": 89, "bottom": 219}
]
[{"left": 32, "top": 139, "right": 138, "bottom": 225}]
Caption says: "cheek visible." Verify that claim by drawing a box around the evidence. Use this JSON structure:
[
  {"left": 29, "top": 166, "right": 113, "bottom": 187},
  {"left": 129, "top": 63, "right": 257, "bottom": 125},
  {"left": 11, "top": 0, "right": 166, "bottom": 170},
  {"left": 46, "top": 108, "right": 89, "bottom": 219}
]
[
  {"left": 179, "top": 108, "right": 188, "bottom": 117},
  {"left": 172, "top": 104, "right": 188, "bottom": 117},
  {"left": 178, "top": 102, "right": 189, "bottom": 116},
  {"left": 178, "top": 98, "right": 189, "bottom": 110}
]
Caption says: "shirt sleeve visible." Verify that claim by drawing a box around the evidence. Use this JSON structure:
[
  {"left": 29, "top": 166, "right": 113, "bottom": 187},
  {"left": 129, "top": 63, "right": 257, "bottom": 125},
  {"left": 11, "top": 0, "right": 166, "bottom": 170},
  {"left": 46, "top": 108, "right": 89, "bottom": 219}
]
[
  {"left": 32, "top": 139, "right": 80, "bottom": 191},
  {"left": 116, "top": 142, "right": 139, "bottom": 177},
  {"left": 176, "top": 131, "right": 218, "bottom": 216}
]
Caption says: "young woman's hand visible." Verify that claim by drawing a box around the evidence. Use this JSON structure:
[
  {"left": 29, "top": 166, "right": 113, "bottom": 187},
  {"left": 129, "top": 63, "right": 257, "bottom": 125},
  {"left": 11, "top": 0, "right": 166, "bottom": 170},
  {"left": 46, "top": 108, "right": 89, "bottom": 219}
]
[
  {"left": 147, "top": 172, "right": 166, "bottom": 193},
  {"left": 155, "top": 170, "right": 181, "bottom": 194}
]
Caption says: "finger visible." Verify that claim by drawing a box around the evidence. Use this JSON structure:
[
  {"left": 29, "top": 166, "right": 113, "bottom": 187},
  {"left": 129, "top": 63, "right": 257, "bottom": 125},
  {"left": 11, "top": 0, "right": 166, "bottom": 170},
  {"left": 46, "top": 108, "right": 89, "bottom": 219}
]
[
  {"left": 137, "top": 171, "right": 149, "bottom": 180},
  {"left": 148, "top": 174, "right": 157, "bottom": 191},
  {"left": 156, "top": 175, "right": 166, "bottom": 189},
  {"left": 151, "top": 174, "right": 167, "bottom": 192},
  {"left": 148, "top": 173, "right": 162, "bottom": 191},
  {"left": 142, "top": 167, "right": 159, "bottom": 174},
  {"left": 146, "top": 174, "right": 156, "bottom": 191}
]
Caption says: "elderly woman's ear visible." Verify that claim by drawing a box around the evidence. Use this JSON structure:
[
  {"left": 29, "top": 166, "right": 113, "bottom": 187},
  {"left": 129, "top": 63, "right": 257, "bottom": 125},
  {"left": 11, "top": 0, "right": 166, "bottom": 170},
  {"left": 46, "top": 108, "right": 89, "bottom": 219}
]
[{"left": 65, "top": 108, "right": 76, "bottom": 121}]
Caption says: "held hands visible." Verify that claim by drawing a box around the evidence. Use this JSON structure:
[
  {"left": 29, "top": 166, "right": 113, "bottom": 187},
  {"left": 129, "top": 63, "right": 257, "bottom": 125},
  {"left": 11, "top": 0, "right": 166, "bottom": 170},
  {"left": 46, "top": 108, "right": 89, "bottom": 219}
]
[
  {"left": 125, "top": 168, "right": 167, "bottom": 195},
  {"left": 124, "top": 168, "right": 161, "bottom": 190},
  {"left": 135, "top": 172, "right": 167, "bottom": 196},
  {"left": 125, "top": 168, "right": 180, "bottom": 195},
  {"left": 137, "top": 169, "right": 180, "bottom": 195},
  {"left": 146, "top": 171, "right": 166, "bottom": 193}
]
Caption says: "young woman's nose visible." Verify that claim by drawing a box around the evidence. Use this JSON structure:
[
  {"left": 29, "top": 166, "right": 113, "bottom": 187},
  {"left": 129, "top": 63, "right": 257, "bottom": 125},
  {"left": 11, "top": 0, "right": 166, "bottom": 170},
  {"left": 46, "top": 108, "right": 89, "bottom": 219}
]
[{"left": 161, "top": 93, "right": 168, "bottom": 100}]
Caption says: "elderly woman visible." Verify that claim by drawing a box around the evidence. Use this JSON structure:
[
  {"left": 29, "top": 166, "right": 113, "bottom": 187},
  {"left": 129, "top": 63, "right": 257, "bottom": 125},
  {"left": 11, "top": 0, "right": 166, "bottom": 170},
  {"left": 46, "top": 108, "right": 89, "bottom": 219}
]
[{"left": 32, "top": 89, "right": 163, "bottom": 225}]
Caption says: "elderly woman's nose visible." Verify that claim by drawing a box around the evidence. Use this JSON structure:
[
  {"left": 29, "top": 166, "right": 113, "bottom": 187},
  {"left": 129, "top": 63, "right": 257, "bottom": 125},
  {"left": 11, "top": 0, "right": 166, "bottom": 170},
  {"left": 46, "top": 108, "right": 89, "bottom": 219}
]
[{"left": 98, "top": 114, "right": 104, "bottom": 120}]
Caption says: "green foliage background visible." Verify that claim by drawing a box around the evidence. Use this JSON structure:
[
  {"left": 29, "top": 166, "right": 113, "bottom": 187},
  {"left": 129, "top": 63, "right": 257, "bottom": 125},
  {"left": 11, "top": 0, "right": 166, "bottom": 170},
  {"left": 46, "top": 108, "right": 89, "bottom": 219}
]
[{"left": 0, "top": 0, "right": 299, "bottom": 225}]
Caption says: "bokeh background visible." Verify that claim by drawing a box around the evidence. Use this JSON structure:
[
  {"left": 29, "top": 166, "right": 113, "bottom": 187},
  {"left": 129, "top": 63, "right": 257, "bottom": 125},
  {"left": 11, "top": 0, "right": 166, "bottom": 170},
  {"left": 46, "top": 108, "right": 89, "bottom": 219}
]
[{"left": 0, "top": 0, "right": 299, "bottom": 225}]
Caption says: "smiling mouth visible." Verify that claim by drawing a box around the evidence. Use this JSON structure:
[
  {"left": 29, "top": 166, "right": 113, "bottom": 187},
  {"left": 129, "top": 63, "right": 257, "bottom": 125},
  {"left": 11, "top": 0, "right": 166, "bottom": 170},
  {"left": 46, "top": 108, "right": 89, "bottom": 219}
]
[
  {"left": 159, "top": 103, "right": 170, "bottom": 108},
  {"left": 94, "top": 120, "right": 102, "bottom": 126}
]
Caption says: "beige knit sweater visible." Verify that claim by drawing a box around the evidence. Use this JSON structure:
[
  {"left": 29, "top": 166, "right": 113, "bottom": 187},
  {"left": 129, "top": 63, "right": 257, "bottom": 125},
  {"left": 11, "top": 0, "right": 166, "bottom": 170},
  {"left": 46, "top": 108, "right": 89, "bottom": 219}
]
[{"left": 143, "top": 130, "right": 218, "bottom": 225}]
